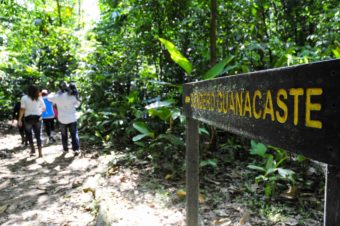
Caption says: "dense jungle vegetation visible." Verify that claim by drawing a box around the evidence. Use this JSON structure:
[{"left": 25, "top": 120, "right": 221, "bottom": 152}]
[{"left": 0, "top": 0, "right": 339, "bottom": 220}]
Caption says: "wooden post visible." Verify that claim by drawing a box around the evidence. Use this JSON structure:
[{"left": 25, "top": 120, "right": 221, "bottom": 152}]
[
  {"left": 186, "top": 117, "right": 199, "bottom": 226},
  {"left": 324, "top": 164, "right": 340, "bottom": 226}
]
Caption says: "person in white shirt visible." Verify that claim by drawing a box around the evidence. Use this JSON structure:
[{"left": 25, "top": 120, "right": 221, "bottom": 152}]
[
  {"left": 48, "top": 81, "right": 81, "bottom": 155},
  {"left": 18, "top": 85, "right": 46, "bottom": 157}
]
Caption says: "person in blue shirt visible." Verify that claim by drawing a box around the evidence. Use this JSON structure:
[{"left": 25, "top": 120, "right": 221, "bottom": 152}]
[{"left": 41, "top": 89, "right": 56, "bottom": 143}]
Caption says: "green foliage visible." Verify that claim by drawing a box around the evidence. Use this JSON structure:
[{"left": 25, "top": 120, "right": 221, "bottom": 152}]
[
  {"left": 249, "top": 141, "right": 267, "bottom": 157},
  {"left": 159, "top": 38, "right": 192, "bottom": 75},
  {"left": 200, "top": 159, "right": 218, "bottom": 168},
  {"left": 248, "top": 140, "right": 295, "bottom": 198},
  {"left": 0, "top": 0, "right": 338, "bottom": 182},
  {"left": 0, "top": 0, "right": 80, "bottom": 117},
  {"left": 202, "top": 56, "right": 234, "bottom": 80},
  {"left": 132, "top": 122, "right": 155, "bottom": 141}
]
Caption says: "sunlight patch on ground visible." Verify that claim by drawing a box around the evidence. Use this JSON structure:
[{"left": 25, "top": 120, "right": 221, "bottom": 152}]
[
  {"left": 0, "top": 133, "right": 21, "bottom": 150},
  {"left": 53, "top": 165, "right": 61, "bottom": 171},
  {"left": 41, "top": 149, "right": 63, "bottom": 164},
  {"left": 27, "top": 163, "right": 42, "bottom": 171},
  {"left": 41, "top": 144, "right": 63, "bottom": 155},
  {"left": 98, "top": 194, "right": 185, "bottom": 226},
  {"left": 70, "top": 158, "right": 92, "bottom": 171},
  {"left": 21, "top": 210, "right": 39, "bottom": 221},
  {"left": 37, "top": 176, "right": 51, "bottom": 184}
]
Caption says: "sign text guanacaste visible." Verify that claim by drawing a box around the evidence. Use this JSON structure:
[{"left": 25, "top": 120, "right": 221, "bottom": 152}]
[{"left": 183, "top": 59, "right": 340, "bottom": 165}]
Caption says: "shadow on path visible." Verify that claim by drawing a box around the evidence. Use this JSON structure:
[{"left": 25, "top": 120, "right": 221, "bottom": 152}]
[{"left": 0, "top": 130, "right": 98, "bottom": 225}]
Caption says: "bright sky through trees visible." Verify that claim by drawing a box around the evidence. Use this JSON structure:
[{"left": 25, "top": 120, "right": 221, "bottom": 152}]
[{"left": 82, "top": 0, "right": 100, "bottom": 23}]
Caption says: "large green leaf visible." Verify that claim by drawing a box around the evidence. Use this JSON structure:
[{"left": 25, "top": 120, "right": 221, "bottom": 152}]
[
  {"left": 132, "top": 134, "right": 149, "bottom": 142},
  {"left": 159, "top": 38, "right": 192, "bottom": 74},
  {"left": 132, "top": 122, "right": 155, "bottom": 142},
  {"left": 202, "top": 56, "right": 234, "bottom": 80},
  {"left": 133, "top": 122, "right": 153, "bottom": 135},
  {"left": 171, "top": 108, "right": 181, "bottom": 120},
  {"left": 200, "top": 159, "right": 218, "bottom": 168},
  {"left": 149, "top": 80, "right": 180, "bottom": 87},
  {"left": 277, "top": 168, "right": 295, "bottom": 178},
  {"left": 265, "top": 155, "right": 274, "bottom": 171},
  {"left": 333, "top": 47, "right": 340, "bottom": 58},
  {"left": 148, "top": 108, "right": 171, "bottom": 121},
  {"left": 199, "top": 127, "right": 209, "bottom": 135},
  {"left": 250, "top": 140, "right": 267, "bottom": 157},
  {"left": 247, "top": 164, "right": 266, "bottom": 172},
  {"left": 145, "top": 100, "right": 174, "bottom": 109}
]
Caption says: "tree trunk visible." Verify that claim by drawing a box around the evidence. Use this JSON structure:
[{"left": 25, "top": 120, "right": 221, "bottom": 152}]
[
  {"left": 56, "top": 0, "right": 62, "bottom": 26},
  {"left": 78, "top": 0, "right": 81, "bottom": 28},
  {"left": 209, "top": 0, "right": 217, "bottom": 65},
  {"left": 209, "top": 0, "right": 218, "bottom": 152}
]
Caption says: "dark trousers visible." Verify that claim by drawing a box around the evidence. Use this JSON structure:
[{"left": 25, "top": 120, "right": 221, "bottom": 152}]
[
  {"left": 24, "top": 118, "right": 42, "bottom": 148},
  {"left": 43, "top": 118, "right": 55, "bottom": 137},
  {"left": 18, "top": 122, "right": 26, "bottom": 144},
  {"left": 60, "top": 122, "right": 79, "bottom": 151}
]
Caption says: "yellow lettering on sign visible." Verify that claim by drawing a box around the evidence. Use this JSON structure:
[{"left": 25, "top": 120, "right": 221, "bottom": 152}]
[
  {"left": 190, "top": 94, "right": 194, "bottom": 107},
  {"left": 289, "top": 88, "right": 304, "bottom": 126},
  {"left": 253, "top": 90, "right": 262, "bottom": 119},
  {"left": 210, "top": 91, "right": 215, "bottom": 111},
  {"left": 217, "top": 91, "right": 223, "bottom": 112},
  {"left": 189, "top": 87, "right": 323, "bottom": 130},
  {"left": 203, "top": 92, "right": 207, "bottom": 110},
  {"left": 263, "top": 90, "right": 275, "bottom": 121},
  {"left": 229, "top": 92, "right": 235, "bottom": 114},
  {"left": 235, "top": 91, "right": 243, "bottom": 116},
  {"left": 195, "top": 93, "right": 199, "bottom": 108},
  {"left": 306, "top": 88, "right": 322, "bottom": 129},
  {"left": 206, "top": 92, "right": 209, "bottom": 110},
  {"left": 223, "top": 92, "right": 228, "bottom": 113},
  {"left": 243, "top": 91, "right": 252, "bottom": 117},
  {"left": 276, "top": 89, "right": 288, "bottom": 123},
  {"left": 185, "top": 96, "right": 191, "bottom": 104}
]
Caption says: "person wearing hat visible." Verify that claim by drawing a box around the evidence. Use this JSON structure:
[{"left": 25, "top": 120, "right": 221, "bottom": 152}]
[{"left": 41, "top": 89, "right": 56, "bottom": 143}]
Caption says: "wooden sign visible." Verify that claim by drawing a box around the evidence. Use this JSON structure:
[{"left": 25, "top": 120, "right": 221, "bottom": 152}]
[
  {"left": 184, "top": 59, "right": 340, "bottom": 165},
  {"left": 183, "top": 59, "right": 340, "bottom": 226}
]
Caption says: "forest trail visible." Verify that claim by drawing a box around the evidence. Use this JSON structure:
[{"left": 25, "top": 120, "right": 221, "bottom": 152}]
[
  {"left": 0, "top": 121, "right": 185, "bottom": 226},
  {"left": 0, "top": 121, "right": 324, "bottom": 226}
]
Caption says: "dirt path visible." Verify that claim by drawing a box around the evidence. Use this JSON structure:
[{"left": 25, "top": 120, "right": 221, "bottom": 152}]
[
  {"left": 0, "top": 122, "right": 186, "bottom": 226},
  {"left": 0, "top": 121, "right": 324, "bottom": 226}
]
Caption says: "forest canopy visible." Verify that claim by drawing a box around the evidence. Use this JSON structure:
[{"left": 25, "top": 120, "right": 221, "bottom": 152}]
[{"left": 0, "top": 0, "right": 339, "bottom": 163}]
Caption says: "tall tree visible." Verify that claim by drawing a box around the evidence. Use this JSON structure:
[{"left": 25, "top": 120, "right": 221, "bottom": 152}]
[
  {"left": 209, "top": 0, "right": 217, "bottom": 65},
  {"left": 208, "top": 0, "right": 218, "bottom": 151},
  {"left": 56, "top": 0, "right": 62, "bottom": 26}
]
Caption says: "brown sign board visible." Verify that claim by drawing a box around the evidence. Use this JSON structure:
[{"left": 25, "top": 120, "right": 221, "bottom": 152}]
[{"left": 183, "top": 59, "right": 340, "bottom": 165}]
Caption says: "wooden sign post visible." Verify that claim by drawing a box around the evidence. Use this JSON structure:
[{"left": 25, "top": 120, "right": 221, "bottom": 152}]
[{"left": 183, "top": 59, "right": 340, "bottom": 226}]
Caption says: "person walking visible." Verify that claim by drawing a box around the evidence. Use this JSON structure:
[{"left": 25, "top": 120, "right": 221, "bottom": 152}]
[
  {"left": 48, "top": 81, "right": 81, "bottom": 155},
  {"left": 12, "top": 96, "right": 27, "bottom": 146},
  {"left": 41, "top": 89, "right": 56, "bottom": 143},
  {"left": 18, "top": 85, "right": 46, "bottom": 157}
]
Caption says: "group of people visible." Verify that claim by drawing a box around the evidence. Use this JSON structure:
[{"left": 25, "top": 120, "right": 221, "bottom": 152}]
[{"left": 13, "top": 81, "right": 81, "bottom": 157}]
